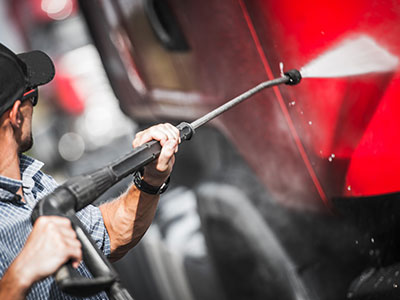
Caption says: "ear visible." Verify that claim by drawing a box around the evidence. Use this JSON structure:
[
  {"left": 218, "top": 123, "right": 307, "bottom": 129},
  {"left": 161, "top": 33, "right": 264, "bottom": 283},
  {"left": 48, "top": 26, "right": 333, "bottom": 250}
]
[{"left": 8, "top": 100, "right": 22, "bottom": 128}]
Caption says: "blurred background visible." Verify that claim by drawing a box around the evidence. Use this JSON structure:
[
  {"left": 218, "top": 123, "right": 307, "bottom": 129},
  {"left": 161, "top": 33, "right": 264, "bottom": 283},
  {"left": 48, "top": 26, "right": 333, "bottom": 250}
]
[
  {"left": 2, "top": 1, "right": 400, "bottom": 300},
  {"left": 1, "top": 0, "right": 136, "bottom": 179}
]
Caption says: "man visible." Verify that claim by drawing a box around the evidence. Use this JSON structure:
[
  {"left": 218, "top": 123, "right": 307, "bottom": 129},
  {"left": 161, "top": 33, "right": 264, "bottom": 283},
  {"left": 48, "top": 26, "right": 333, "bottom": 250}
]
[{"left": 0, "top": 42, "right": 180, "bottom": 299}]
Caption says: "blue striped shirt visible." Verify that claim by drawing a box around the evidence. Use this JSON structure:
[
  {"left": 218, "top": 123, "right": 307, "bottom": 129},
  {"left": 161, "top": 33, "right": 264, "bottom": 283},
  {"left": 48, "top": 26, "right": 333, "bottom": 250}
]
[{"left": 0, "top": 154, "right": 110, "bottom": 299}]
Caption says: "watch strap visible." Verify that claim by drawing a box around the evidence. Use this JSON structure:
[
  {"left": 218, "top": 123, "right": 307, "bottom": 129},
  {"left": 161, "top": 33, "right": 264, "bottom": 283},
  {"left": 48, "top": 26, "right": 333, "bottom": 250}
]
[{"left": 133, "top": 169, "right": 170, "bottom": 195}]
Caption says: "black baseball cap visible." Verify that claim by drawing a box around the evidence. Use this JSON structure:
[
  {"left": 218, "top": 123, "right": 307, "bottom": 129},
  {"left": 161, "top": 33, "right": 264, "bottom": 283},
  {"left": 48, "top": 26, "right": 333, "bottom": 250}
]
[{"left": 0, "top": 42, "right": 55, "bottom": 116}]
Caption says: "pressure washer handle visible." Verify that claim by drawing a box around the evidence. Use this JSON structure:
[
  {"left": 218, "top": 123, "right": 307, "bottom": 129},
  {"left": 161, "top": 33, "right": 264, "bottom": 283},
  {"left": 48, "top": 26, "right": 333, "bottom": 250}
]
[
  {"left": 66, "top": 122, "right": 195, "bottom": 210},
  {"left": 31, "top": 206, "right": 132, "bottom": 299},
  {"left": 54, "top": 215, "right": 121, "bottom": 298},
  {"left": 31, "top": 122, "right": 195, "bottom": 216},
  {"left": 31, "top": 121, "right": 196, "bottom": 298},
  {"left": 108, "top": 122, "right": 195, "bottom": 182}
]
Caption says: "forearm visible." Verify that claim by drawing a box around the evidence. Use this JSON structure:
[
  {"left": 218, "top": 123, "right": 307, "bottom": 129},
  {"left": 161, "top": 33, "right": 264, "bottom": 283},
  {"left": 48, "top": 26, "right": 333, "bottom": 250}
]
[
  {"left": 0, "top": 258, "right": 33, "bottom": 300},
  {"left": 101, "top": 123, "right": 179, "bottom": 261},
  {"left": 0, "top": 216, "right": 83, "bottom": 299},
  {"left": 100, "top": 184, "right": 160, "bottom": 261}
]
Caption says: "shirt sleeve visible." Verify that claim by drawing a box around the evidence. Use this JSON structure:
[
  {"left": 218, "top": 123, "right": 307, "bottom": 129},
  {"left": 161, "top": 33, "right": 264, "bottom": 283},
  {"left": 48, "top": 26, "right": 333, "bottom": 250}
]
[{"left": 75, "top": 205, "right": 111, "bottom": 257}]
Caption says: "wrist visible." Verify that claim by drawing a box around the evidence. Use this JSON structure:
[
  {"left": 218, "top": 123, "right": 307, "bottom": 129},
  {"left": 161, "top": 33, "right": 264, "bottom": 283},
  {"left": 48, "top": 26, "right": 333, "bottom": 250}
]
[
  {"left": 133, "top": 169, "right": 170, "bottom": 195},
  {"left": 3, "top": 259, "right": 33, "bottom": 297},
  {"left": 142, "top": 169, "right": 169, "bottom": 187}
]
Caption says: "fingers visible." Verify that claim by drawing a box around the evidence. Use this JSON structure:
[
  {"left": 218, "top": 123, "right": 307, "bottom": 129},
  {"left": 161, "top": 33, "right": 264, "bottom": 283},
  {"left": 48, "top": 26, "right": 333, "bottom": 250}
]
[
  {"left": 19, "top": 216, "right": 84, "bottom": 284},
  {"left": 132, "top": 123, "right": 180, "bottom": 148},
  {"left": 156, "top": 140, "right": 177, "bottom": 172},
  {"left": 35, "top": 216, "right": 82, "bottom": 268},
  {"left": 132, "top": 123, "right": 180, "bottom": 186},
  {"left": 66, "top": 238, "right": 82, "bottom": 269}
]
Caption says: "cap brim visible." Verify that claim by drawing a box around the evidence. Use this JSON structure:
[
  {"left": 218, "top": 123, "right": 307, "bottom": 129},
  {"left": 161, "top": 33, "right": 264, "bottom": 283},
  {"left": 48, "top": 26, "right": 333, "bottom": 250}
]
[{"left": 17, "top": 50, "right": 55, "bottom": 88}]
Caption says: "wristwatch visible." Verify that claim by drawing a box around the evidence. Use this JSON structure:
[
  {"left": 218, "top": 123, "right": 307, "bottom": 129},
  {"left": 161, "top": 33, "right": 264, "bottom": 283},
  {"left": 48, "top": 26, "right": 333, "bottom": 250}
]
[{"left": 133, "top": 168, "right": 170, "bottom": 195}]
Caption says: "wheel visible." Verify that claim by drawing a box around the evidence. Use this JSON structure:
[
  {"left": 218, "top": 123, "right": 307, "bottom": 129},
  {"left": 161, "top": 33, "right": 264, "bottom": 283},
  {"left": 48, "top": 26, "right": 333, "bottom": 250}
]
[{"left": 195, "top": 182, "right": 312, "bottom": 300}]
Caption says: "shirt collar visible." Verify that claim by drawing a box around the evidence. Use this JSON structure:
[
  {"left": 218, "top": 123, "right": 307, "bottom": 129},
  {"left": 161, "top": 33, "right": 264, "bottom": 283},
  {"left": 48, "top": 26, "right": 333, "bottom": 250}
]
[
  {"left": 20, "top": 154, "right": 44, "bottom": 189},
  {"left": 0, "top": 154, "right": 44, "bottom": 199}
]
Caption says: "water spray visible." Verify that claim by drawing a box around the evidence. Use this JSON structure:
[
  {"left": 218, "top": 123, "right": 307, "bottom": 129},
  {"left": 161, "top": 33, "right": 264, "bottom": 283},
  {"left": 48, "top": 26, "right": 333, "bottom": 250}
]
[{"left": 301, "top": 35, "right": 399, "bottom": 78}]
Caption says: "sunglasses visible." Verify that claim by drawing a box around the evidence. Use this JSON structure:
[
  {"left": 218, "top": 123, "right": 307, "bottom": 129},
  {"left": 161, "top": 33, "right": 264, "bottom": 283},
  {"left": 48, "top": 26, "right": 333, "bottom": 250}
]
[{"left": 21, "top": 88, "right": 39, "bottom": 106}]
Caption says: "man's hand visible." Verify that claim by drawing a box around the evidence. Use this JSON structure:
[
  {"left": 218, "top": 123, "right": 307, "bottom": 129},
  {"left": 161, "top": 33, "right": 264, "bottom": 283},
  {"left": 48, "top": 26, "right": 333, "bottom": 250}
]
[
  {"left": 132, "top": 123, "right": 180, "bottom": 187},
  {"left": 23, "top": 216, "right": 82, "bottom": 281},
  {"left": 0, "top": 216, "right": 82, "bottom": 299},
  {"left": 100, "top": 123, "right": 180, "bottom": 260}
]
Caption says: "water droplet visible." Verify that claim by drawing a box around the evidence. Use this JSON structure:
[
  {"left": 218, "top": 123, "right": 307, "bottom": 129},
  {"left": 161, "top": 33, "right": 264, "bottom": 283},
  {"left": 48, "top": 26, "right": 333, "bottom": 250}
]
[
  {"left": 328, "top": 157, "right": 333, "bottom": 162},
  {"left": 300, "top": 111, "right": 304, "bottom": 115},
  {"left": 347, "top": 185, "right": 352, "bottom": 191},
  {"left": 331, "top": 153, "right": 335, "bottom": 158},
  {"left": 395, "top": 271, "right": 399, "bottom": 276},
  {"left": 308, "top": 121, "right": 313, "bottom": 125},
  {"left": 355, "top": 240, "right": 359, "bottom": 244},
  {"left": 369, "top": 250, "right": 374, "bottom": 256},
  {"left": 289, "top": 101, "right": 296, "bottom": 107},
  {"left": 347, "top": 292, "right": 353, "bottom": 298},
  {"left": 394, "top": 283, "right": 398, "bottom": 288},
  {"left": 321, "top": 31, "right": 325, "bottom": 35},
  {"left": 279, "top": 62, "right": 284, "bottom": 76},
  {"left": 371, "top": 238, "right": 375, "bottom": 243}
]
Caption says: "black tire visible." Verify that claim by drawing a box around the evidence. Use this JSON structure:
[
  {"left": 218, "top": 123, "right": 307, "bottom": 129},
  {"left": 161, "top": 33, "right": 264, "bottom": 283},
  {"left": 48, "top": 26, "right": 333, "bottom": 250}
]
[{"left": 195, "top": 182, "right": 312, "bottom": 300}]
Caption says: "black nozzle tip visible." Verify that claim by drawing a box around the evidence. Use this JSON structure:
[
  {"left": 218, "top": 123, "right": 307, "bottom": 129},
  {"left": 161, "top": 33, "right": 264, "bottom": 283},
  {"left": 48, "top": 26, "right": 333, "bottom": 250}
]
[{"left": 284, "top": 69, "right": 302, "bottom": 85}]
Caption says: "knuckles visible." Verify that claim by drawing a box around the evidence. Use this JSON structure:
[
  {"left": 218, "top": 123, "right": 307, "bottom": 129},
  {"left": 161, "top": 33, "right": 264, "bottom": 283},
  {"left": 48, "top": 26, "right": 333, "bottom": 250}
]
[{"left": 133, "top": 123, "right": 179, "bottom": 147}]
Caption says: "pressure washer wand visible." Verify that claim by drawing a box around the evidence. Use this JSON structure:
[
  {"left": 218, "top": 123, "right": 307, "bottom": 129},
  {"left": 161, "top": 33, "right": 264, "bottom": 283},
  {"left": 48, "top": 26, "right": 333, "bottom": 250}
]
[
  {"left": 191, "top": 70, "right": 301, "bottom": 129},
  {"left": 31, "top": 69, "right": 301, "bottom": 299},
  {"left": 78, "top": 69, "right": 302, "bottom": 209}
]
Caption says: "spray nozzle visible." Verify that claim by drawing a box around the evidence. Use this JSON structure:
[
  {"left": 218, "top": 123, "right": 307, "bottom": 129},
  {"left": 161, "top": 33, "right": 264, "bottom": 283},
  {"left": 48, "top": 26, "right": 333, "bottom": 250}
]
[{"left": 284, "top": 69, "right": 302, "bottom": 85}]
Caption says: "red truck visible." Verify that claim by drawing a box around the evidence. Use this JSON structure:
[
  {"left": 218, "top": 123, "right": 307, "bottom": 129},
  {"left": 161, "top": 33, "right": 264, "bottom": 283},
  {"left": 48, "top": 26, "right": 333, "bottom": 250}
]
[{"left": 77, "top": 1, "right": 400, "bottom": 299}]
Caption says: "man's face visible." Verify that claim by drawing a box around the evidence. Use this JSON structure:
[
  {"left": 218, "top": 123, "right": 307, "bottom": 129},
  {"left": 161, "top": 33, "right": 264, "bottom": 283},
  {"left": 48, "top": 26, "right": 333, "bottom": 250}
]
[{"left": 17, "top": 100, "right": 34, "bottom": 154}]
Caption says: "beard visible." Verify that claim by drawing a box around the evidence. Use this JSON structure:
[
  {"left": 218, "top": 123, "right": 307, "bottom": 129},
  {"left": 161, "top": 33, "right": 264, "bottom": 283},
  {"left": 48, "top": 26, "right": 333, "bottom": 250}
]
[{"left": 18, "top": 132, "right": 33, "bottom": 154}]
